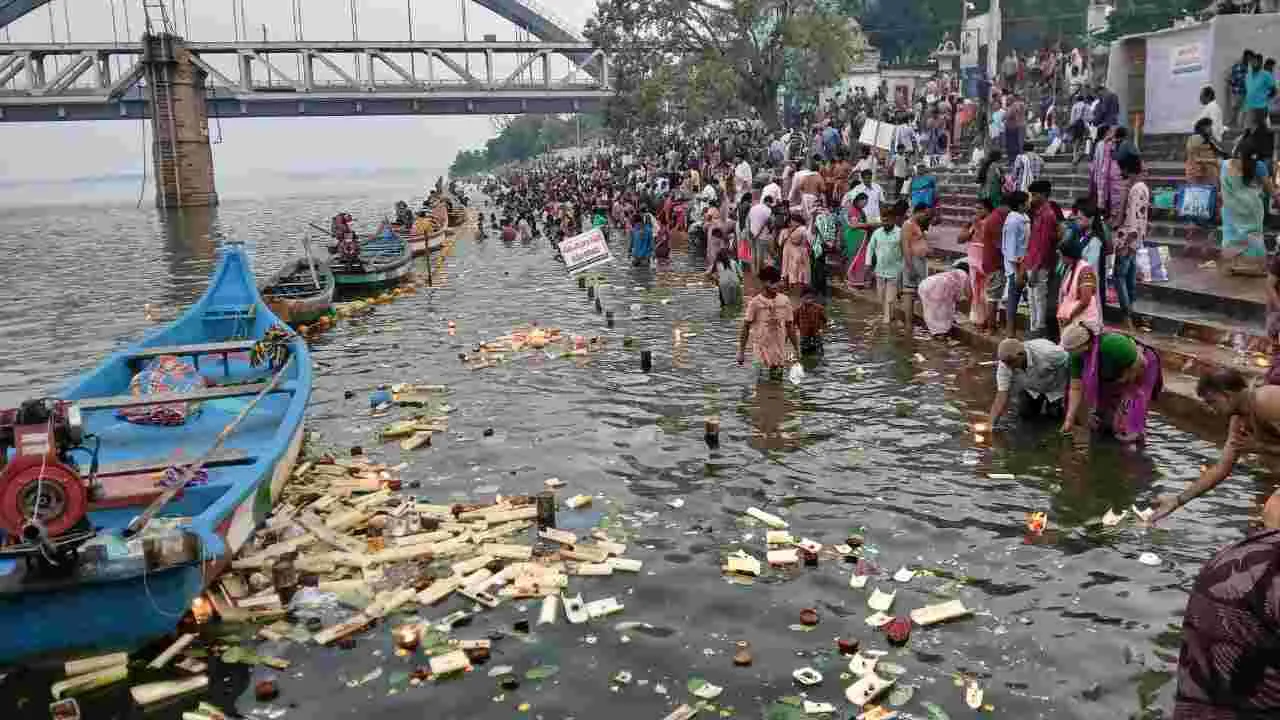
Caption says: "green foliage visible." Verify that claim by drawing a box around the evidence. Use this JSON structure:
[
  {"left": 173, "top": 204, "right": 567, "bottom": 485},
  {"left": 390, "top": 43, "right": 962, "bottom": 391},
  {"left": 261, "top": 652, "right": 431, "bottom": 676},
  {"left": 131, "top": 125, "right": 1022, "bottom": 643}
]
[
  {"left": 448, "top": 114, "right": 603, "bottom": 176},
  {"left": 586, "top": 0, "right": 866, "bottom": 131},
  {"left": 1094, "top": 1, "right": 1200, "bottom": 43}
]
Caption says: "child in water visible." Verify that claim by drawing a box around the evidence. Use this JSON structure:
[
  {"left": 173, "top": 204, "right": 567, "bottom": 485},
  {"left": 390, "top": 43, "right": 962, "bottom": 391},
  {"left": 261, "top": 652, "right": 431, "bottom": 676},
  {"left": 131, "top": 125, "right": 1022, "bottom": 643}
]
[
  {"left": 793, "top": 290, "right": 827, "bottom": 354},
  {"left": 738, "top": 265, "right": 801, "bottom": 374},
  {"left": 708, "top": 247, "right": 742, "bottom": 307}
]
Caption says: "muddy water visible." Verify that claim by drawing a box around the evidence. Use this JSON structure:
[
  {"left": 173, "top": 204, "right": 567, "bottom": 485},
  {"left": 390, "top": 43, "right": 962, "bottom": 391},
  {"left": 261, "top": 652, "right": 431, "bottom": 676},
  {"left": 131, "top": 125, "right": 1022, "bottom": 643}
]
[{"left": 0, "top": 187, "right": 1274, "bottom": 719}]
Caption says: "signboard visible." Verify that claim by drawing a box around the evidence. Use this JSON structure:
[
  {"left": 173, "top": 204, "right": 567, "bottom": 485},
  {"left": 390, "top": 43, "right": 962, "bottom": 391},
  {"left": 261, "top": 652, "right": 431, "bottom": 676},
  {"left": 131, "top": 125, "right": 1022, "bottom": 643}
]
[
  {"left": 558, "top": 227, "right": 614, "bottom": 276},
  {"left": 1144, "top": 27, "right": 1213, "bottom": 134},
  {"left": 1172, "top": 42, "right": 1205, "bottom": 75},
  {"left": 875, "top": 121, "right": 897, "bottom": 151},
  {"left": 858, "top": 119, "right": 880, "bottom": 147}
]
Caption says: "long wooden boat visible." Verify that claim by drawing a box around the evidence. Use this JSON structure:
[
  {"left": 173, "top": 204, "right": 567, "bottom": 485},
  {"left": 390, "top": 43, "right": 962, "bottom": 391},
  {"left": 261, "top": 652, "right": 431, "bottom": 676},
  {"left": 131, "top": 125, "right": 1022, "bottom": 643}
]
[
  {"left": 330, "top": 228, "right": 413, "bottom": 288},
  {"left": 444, "top": 193, "right": 468, "bottom": 230},
  {"left": 0, "top": 242, "right": 311, "bottom": 663},
  {"left": 394, "top": 227, "right": 446, "bottom": 258},
  {"left": 261, "top": 256, "right": 335, "bottom": 326},
  {"left": 401, "top": 201, "right": 451, "bottom": 256}
]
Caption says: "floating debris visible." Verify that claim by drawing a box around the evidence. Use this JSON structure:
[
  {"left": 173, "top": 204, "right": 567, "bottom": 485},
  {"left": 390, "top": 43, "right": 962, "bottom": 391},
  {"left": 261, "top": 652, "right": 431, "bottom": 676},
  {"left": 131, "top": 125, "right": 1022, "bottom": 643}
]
[{"left": 1102, "top": 508, "right": 1128, "bottom": 527}]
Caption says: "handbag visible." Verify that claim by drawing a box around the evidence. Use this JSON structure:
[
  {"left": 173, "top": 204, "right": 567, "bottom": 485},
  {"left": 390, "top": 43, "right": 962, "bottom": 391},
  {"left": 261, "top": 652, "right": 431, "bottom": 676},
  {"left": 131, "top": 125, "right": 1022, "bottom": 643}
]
[
  {"left": 1142, "top": 245, "right": 1170, "bottom": 282},
  {"left": 1175, "top": 184, "right": 1216, "bottom": 224}
]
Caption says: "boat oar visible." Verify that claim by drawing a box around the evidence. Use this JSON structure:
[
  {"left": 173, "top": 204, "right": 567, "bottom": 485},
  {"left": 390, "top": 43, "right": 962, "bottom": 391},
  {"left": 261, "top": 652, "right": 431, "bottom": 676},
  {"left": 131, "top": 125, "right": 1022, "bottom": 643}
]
[
  {"left": 122, "top": 355, "right": 295, "bottom": 539},
  {"left": 308, "top": 222, "right": 335, "bottom": 237},
  {"left": 300, "top": 233, "right": 321, "bottom": 290}
]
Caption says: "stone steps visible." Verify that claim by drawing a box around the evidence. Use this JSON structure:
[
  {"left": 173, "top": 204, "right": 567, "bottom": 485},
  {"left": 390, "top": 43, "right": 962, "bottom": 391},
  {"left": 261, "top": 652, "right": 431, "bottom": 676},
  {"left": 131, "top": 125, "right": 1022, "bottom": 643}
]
[{"left": 924, "top": 225, "right": 1271, "bottom": 348}]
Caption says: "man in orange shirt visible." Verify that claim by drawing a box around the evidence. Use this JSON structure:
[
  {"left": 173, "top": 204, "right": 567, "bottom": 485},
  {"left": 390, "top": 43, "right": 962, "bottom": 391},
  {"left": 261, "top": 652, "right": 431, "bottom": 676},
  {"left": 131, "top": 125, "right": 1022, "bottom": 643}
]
[{"left": 899, "top": 203, "right": 932, "bottom": 333}]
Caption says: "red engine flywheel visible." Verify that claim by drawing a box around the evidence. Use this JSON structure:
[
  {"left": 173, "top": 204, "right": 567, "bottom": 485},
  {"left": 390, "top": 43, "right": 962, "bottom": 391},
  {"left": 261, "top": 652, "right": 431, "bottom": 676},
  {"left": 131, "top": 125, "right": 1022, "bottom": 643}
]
[{"left": 0, "top": 456, "right": 87, "bottom": 538}]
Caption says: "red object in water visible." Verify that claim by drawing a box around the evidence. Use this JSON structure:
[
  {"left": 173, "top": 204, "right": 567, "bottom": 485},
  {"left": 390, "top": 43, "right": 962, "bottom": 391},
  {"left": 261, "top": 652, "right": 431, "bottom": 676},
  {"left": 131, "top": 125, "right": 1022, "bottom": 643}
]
[
  {"left": 836, "top": 638, "right": 860, "bottom": 655},
  {"left": 884, "top": 616, "right": 912, "bottom": 645},
  {"left": 799, "top": 608, "right": 819, "bottom": 626},
  {"left": 254, "top": 679, "right": 279, "bottom": 701}
]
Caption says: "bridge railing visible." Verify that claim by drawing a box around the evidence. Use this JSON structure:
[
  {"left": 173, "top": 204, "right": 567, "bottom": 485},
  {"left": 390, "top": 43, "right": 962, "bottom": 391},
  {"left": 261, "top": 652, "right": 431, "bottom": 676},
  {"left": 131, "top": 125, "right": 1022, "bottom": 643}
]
[{"left": 0, "top": 40, "right": 610, "bottom": 101}]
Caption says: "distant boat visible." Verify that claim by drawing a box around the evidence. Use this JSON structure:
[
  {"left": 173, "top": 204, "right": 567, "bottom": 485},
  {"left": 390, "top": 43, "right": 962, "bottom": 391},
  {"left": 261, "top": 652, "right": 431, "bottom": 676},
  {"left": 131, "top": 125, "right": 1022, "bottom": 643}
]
[
  {"left": 260, "top": 257, "right": 335, "bottom": 326},
  {"left": 444, "top": 193, "right": 468, "bottom": 230},
  {"left": 330, "top": 227, "right": 413, "bottom": 288},
  {"left": 0, "top": 242, "right": 311, "bottom": 663}
]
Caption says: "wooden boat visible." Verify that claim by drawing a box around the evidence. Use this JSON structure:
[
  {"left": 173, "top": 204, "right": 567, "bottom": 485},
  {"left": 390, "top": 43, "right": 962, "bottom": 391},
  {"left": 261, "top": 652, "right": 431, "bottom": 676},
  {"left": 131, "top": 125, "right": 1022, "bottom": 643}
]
[
  {"left": 329, "top": 227, "right": 413, "bottom": 288},
  {"left": 399, "top": 200, "right": 450, "bottom": 256},
  {"left": 0, "top": 242, "right": 311, "bottom": 663},
  {"left": 444, "top": 193, "right": 468, "bottom": 229},
  {"left": 394, "top": 227, "right": 445, "bottom": 258},
  {"left": 260, "top": 256, "right": 335, "bottom": 326}
]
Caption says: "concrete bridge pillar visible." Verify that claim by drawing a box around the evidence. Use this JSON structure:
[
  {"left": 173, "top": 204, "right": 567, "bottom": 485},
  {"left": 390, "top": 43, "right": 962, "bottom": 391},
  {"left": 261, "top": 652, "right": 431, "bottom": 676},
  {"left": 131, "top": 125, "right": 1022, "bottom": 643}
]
[{"left": 142, "top": 33, "right": 218, "bottom": 208}]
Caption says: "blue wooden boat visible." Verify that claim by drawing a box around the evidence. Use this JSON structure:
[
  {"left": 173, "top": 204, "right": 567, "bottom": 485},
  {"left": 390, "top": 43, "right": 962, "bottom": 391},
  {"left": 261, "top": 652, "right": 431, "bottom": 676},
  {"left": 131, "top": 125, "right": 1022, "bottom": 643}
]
[{"left": 0, "top": 242, "right": 311, "bottom": 664}]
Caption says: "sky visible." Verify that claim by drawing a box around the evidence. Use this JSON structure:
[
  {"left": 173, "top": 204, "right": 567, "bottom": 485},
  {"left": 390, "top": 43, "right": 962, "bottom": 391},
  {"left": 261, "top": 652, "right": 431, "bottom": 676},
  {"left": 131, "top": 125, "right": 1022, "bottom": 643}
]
[{"left": 0, "top": 0, "right": 596, "bottom": 183}]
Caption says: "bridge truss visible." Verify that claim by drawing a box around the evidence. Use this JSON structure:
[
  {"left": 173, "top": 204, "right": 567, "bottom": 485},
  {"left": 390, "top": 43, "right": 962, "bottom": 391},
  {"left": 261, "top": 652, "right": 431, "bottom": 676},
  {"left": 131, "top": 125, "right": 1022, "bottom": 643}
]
[{"left": 0, "top": 40, "right": 611, "bottom": 122}]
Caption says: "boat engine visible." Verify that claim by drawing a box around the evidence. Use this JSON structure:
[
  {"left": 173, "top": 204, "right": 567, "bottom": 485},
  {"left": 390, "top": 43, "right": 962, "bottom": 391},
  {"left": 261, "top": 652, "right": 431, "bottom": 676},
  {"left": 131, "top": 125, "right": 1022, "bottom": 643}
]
[{"left": 0, "top": 398, "right": 93, "bottom": 544}]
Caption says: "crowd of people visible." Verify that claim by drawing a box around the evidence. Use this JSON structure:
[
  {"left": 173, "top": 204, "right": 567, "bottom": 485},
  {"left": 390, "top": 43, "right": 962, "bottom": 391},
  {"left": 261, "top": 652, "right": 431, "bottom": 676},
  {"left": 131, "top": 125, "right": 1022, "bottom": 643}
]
[{"left": 463, "top": 42, "right": 1280, "bottom": 712}]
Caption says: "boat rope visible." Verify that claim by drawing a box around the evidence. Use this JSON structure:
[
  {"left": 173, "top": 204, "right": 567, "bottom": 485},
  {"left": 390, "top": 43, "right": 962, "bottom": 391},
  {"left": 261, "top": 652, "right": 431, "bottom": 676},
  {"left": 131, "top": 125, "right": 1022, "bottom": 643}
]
[
  {"left": 123, "top": 353, "right": 295, "bottom": 539},
  {"left": 142, "top": 529, "right": 211, "bottom": 618},
  {"left": 24, "top": 413, "right": 57, "bottom": 529}
]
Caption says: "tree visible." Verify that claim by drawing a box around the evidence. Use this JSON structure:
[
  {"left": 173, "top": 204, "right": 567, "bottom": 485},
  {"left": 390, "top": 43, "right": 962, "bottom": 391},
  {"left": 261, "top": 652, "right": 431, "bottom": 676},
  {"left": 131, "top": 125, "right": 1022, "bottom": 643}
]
[
  {"left": 448, "top": 114, "right": 604, "bottom": 176},
  {"left": 585, "top": 0, "right": 867, "bottom": 132}
]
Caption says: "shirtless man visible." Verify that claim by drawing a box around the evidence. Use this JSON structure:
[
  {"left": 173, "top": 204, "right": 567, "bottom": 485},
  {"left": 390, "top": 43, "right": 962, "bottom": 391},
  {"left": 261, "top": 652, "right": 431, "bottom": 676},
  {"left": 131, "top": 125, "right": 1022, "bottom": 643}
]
[
  {"left": 1152, "top": 367, "right": 1280, "bottom": 522},
  {"left": 789, "top": 156, "right": 827, "bottom": 224},
  {"left": 899, "top": 203, "right": 932, "bottom": 334}
]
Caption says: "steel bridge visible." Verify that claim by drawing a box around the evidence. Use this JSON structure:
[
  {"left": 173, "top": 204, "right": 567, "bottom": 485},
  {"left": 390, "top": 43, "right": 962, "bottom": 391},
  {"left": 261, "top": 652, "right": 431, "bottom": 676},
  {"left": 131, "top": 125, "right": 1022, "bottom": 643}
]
[
  {"left": 0, "top": 40, "right": 612, "bottom": 122},
  {"left": 0, "top": 0, "right": 610, "bottom": 207}
]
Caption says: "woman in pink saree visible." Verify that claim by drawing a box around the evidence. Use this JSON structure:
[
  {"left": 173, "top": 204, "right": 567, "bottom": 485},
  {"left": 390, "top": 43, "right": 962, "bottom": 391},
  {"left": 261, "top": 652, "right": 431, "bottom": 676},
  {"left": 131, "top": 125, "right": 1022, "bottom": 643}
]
[
  {"left": 1089, "top": 127, "right": 1126, "bottom": 228},
  {"left": 918, "top": 263, "right": 971, "bottom": 336}
]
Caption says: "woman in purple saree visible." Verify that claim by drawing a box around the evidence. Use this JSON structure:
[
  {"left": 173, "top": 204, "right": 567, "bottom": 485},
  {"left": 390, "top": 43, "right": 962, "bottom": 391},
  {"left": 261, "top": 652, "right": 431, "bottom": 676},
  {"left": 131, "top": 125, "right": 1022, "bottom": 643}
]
[{"left": 1060, "top": 323, "right": 1163, "bottom": 444}]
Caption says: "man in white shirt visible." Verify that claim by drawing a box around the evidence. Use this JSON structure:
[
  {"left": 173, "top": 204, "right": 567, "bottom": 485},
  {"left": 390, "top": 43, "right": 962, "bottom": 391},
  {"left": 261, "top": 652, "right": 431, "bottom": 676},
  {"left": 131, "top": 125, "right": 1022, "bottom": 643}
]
[
  {"left": 734, "top": 154, "right": 754, "bottom": 201},
  {"left": 761, "top": 176, "right": 783, "bottom": 206},
  {"left": 988, "top": 338, "right": 1070, "bottom": 424},
  {"left": 1197, "top": 86, "right": 1225, "bottom": 140},
  {"left": 847, "top": 169, "right": 885, "bottom": 222},
  {"left": 853, "top": 152, "right": 876, "bottom": 180},
  {"left": 747, "top": 194, "right": 776, "bottom": 274}
]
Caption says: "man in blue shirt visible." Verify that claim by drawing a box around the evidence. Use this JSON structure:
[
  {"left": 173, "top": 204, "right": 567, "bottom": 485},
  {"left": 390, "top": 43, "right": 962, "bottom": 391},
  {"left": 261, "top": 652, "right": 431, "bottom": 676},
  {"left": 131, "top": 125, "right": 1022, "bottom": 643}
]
[
  {"left": 1001, "top": 191, "right": 1030, "bottom": 336},
  {"left": 1230, "top": 50, "right": 1254, "bottom": 128},
  {"left": 1245, "top": 52, "right": 1276, "bottom": 130}
]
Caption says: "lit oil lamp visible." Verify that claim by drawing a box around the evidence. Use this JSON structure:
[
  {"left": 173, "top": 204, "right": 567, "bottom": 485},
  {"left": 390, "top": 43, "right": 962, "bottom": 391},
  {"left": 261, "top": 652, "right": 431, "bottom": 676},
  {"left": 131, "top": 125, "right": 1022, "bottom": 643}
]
[
  {"left": 190, "top": 595, "right": 213, "bottom": 624},
  {"left": 395, "top": 624, "right": 421, "bottom": 651}
]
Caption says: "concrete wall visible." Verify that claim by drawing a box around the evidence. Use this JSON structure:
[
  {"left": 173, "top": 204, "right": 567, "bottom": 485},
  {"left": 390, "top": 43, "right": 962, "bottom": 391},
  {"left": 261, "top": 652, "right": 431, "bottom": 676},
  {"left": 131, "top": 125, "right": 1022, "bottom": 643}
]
[{"left": 1111, "top": 14, "right": 1280, "bottom": 136}]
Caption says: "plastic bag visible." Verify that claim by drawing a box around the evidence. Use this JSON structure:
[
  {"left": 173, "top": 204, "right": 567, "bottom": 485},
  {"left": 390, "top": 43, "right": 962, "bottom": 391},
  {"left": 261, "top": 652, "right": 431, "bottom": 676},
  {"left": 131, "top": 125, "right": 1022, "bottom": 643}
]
[
  {"left": 1175, "top": 184, "right": 1216, "bottom": 224},
  {"left": 788, "top": 363, "right": 805, "bottom": 384}
]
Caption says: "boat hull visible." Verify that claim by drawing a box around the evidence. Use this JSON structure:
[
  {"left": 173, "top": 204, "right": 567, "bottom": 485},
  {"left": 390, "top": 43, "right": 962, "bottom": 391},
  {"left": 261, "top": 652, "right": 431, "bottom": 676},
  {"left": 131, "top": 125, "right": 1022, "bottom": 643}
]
[
  {"left": 265, "top": 296, "right": 331, "bottom": 325},
  {"left": 332, "top": 257, "right": 413, "bottom": 287}
]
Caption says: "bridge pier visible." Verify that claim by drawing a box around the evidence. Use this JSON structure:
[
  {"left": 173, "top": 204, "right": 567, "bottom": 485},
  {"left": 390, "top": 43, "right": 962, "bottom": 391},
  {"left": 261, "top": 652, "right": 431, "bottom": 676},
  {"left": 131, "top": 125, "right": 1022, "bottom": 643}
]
[{"left": 143, "top": 33, "right": 218, "bottom": 208}]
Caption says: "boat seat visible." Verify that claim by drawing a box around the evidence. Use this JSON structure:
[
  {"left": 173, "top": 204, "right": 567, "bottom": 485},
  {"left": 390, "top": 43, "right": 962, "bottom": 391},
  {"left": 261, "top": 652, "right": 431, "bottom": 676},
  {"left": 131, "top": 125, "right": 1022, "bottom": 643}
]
[
  {"left": 76, "top": 382, "right": 288, "bottom": 411},
  {"left": 95, "top": 448, "right": 255, "bottom": 477},
  {"left": 89, "top": 450, "right": 258, "bottom": 510},
  {"left": 203, "top": 304, "right": 256, "bottom": 321},
  {"left": 128, "top": 339, "right": 257, "bottom": 374}
]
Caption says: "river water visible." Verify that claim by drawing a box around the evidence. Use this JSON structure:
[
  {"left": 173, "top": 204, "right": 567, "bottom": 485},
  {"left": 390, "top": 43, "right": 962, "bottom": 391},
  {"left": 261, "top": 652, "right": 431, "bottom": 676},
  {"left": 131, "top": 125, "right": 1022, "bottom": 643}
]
[{"left": 0, "top": 176, "right": 1273, "bottom": 719}]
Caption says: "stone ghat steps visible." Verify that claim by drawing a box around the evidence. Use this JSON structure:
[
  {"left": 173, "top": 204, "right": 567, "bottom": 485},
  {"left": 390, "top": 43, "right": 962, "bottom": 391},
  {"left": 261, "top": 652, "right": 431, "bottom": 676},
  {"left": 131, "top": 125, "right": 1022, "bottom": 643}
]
[{"left": 923, "top": 226, "right": 1272, "bottom": 362}]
